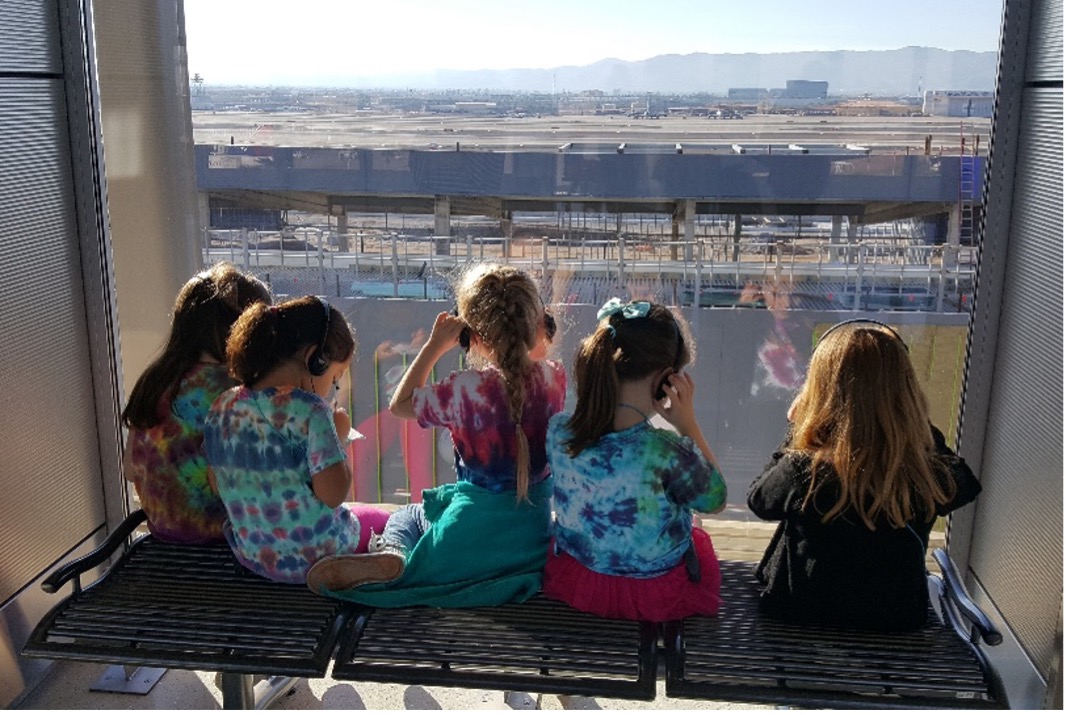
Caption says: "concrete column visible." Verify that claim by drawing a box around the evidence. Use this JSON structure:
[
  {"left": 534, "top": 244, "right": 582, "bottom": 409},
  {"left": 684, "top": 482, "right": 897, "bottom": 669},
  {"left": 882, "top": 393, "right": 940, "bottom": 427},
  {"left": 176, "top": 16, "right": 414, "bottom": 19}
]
[
  {"left": 500, "top": 211, "right": 513, "bottom": 239},
  {"left": 336, "top": 211, "right": 349, "bottom": 252},
  {"left": 946, "top": 204, "right": 961, "bottom": 246},
  {"left": 733, "top": 214, "right": 742, "bottom": 261},
  {"left": 846, "top": 216, "right": 859, "bottom": 263},
  {"left": 683, "top": 199, "right": 696, "bottom": 262},
  {"left": 434, "top": 196, "right": 451, "bottom": 255},
  {"left": 831, "top": 215, "right": 843, "bottom": 262}
]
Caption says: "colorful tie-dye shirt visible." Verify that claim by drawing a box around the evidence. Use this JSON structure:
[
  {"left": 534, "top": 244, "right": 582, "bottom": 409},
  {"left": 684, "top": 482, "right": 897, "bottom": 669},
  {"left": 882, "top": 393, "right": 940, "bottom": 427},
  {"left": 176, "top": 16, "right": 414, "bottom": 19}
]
[
  {"left": 412, "top": 360, "right": 567, "bottom": 493},
  {"left": 547, "top": 414, "right": 726, "bottom": 577},
  {"left": 204, "top": 386, "right": 359, "bottom": 583},
  {"left": 126, "top": 362, "right": 232, "bottom": 543}
]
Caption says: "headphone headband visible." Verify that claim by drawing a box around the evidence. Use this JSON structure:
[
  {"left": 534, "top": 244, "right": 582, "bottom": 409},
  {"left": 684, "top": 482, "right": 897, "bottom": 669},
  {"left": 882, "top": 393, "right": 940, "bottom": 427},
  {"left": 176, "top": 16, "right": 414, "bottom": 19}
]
[
  {"left": 816, "top": 318, "right": 907, "bottom": 351},
  {"left": 307, "top": 297, "right": 332, "bottom": 376}
]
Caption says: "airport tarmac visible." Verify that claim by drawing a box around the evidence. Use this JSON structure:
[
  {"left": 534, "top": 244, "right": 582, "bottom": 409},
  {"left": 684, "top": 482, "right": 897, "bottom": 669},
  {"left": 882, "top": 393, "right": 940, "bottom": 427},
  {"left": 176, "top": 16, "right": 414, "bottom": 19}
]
[{"left": 193, "top": 110, "right": 990, "bottom": 155}]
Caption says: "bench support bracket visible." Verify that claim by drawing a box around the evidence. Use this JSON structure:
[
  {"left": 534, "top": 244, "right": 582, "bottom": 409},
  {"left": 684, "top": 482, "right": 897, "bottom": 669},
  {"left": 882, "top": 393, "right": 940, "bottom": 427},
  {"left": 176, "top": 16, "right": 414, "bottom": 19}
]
[{"left": 89, "top": 665, "right": 167, "bottom": 695}]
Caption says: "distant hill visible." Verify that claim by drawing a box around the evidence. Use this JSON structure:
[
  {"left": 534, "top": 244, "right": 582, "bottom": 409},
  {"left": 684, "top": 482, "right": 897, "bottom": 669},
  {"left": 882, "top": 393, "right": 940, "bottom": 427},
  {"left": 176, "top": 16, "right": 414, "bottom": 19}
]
[{"left": 352, "top": 47, "right": 996, "bottom": 94}]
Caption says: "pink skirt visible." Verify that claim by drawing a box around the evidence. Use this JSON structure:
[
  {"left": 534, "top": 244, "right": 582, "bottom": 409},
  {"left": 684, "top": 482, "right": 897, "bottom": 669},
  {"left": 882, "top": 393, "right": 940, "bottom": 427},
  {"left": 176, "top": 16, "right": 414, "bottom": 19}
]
[{"left": 542, "top": 528, "right": 722, "bottom": 622}]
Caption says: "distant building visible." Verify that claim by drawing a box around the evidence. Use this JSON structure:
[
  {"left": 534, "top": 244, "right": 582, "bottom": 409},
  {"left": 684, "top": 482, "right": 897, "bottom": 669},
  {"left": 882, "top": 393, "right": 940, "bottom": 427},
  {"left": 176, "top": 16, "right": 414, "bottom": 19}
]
[
  {"left": 728, "top": 88, "right": 768, "bottom": 100},
  {"left": 782, "top": 80, "right": 829, "bottom": 99},
  {"left": 922, "top": 90, "right": 994, "bottom": 118}
]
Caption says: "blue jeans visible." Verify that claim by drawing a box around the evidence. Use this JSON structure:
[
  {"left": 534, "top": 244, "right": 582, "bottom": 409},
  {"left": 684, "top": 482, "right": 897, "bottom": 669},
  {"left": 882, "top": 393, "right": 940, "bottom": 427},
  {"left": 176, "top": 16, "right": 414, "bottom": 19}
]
[{"left": 382, "top": 503, "right": 430, "bottom": 554}]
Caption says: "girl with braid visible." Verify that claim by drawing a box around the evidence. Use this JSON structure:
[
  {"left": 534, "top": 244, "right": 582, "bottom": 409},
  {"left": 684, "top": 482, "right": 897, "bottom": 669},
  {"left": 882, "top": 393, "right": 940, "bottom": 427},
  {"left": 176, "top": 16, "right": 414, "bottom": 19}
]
[
  {"left": 543, "top": 299, "right": 727, "bottom": 621},
  {"left": 307, "top": 264, "right": 567, "bottom": 607}
]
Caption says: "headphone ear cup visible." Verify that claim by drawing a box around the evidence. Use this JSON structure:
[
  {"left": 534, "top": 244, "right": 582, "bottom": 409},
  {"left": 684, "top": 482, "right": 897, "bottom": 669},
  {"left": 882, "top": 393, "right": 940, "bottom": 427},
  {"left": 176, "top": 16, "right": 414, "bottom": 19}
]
[{"left": 307, "top": 349, "right": 329, "bottom": 377}]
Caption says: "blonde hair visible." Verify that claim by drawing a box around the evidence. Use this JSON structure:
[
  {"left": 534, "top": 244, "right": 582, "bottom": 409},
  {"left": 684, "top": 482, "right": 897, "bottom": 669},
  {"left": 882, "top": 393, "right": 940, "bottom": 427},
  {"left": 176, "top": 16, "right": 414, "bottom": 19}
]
[
  {"left": 790, "top": 324, "right": 954, "bottom": 529},
  {"left": 455, "top": 264, "right": 541, "bottom": 500}
]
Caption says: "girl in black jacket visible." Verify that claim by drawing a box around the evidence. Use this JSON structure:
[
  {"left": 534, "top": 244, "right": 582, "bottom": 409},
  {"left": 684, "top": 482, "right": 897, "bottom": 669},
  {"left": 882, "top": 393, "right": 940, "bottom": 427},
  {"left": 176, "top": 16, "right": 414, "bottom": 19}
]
[{"left": 748, "top": 320, "right": 981, "bottom": 631}]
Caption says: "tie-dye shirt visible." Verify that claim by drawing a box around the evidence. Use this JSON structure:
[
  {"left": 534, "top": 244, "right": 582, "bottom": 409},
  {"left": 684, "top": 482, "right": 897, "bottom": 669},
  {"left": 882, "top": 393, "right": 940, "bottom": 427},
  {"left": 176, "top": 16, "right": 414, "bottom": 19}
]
[
  {"left": 547, "top": 414, "right": 726, "bottom": 578},
  {"left": 412, "top": 360, "right": 567, "bottom": 493},
  {"left": 126, "top": 362, "right": 232, "bottom": 543},
  {"left": 204, "top": 386, "right": 359, "bottom": 583}
]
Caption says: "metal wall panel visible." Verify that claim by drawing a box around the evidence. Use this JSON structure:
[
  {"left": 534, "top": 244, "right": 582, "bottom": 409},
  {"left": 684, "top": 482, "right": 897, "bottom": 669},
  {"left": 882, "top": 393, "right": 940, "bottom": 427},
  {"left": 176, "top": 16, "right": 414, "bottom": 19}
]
[
  {"left": 968, "top": 87, "right": 1063, "bottom": 678},
  {"left": 1027, "top": 0, "right": 1063, "bottom": 83},
  {"left": 0, "top": 0, "right": 61, "bottom": 73},
  {"left": 0, "top": 79, "right": 106, "bottom": 605}
]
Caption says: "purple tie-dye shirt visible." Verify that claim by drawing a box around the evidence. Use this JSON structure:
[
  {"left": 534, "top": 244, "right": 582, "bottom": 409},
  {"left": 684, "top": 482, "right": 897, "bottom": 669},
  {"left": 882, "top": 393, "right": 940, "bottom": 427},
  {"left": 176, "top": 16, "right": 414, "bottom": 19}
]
[
  {"left": 126, "top": 362, "right": 232, "bottom": 543},
  {"left": 204, "top": 386, "right": 359, "bottom": 583},
  {"left": 412, "top": 360, "right": 567, "bottom": 493}
]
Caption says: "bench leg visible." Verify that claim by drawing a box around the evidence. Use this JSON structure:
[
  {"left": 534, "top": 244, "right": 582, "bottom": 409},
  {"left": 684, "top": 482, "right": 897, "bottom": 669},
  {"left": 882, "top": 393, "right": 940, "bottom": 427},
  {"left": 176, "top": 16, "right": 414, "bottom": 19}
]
[{"left": 220, "top": 673, "right": 253, "bottom": 709}]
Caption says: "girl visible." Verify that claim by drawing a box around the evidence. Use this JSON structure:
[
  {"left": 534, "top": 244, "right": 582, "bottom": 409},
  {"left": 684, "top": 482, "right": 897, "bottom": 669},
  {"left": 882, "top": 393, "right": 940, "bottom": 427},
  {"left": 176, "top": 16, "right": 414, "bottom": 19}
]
[
  {"left": 204, "top": 295, "right": 385, "bottom": 584},
  {"left": 543, "top": 298, "right": 727, "bottom": 622},
  {"left": 122, "top": 262, "right": 271, "bottom": 543},
  {"left": 306, "top": 264, "right": 567, "bottom": 607},
  {"left": 747, "top": 319, "right": 982, "bottom": 631}
]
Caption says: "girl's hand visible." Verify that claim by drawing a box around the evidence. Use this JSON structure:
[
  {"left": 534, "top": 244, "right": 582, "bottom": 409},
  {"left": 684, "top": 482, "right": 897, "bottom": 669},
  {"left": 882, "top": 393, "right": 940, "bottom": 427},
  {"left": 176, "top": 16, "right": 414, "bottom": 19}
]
[
  {"left": 427, "top": 312, "right": 468, "bottom": 353},
  {"left": 333, "top": 406, "right": 352, "bottom": 442},
  {"left": 653, "top": 371, "right": 700, "bottom": 437}
]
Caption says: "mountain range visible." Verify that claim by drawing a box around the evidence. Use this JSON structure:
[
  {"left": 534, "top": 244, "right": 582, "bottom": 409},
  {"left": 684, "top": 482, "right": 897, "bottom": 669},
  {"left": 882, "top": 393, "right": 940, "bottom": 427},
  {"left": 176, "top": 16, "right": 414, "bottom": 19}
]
[{"left": 339, "top": 47, "right": 996, "bottom": 94}]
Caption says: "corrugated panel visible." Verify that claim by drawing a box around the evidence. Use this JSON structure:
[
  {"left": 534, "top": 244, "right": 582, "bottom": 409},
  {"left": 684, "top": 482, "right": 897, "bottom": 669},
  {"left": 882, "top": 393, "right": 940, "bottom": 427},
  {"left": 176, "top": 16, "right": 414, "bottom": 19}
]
[
  {"left": 0, "top": 0, "right": 61, "bottom": 74},
  {"left": 1027, "top": 0, "right": 1064, "bottom": 83},
  {"left": 0, "top": 79, "right": 106, "bottom": 605},
  {"left": 968, "top": 87, "right": 1063, "bottom": 678}
]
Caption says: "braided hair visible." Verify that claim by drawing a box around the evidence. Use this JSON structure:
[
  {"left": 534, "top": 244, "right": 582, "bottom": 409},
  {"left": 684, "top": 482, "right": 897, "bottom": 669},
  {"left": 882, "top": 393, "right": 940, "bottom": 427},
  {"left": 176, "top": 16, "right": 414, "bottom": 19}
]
[{"left": 456, "top": 264, "right": 541, "bottom": 500}]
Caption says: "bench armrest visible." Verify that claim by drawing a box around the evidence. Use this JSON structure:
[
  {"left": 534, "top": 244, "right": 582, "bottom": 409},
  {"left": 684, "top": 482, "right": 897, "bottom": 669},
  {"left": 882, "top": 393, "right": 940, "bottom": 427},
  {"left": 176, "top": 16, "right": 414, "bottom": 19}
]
[
  {"left": 933, "top": 548, "right": 1002, "bottom": 647},
  {"left": 41, "top": 509, "right": 148, "bottom": 595}
]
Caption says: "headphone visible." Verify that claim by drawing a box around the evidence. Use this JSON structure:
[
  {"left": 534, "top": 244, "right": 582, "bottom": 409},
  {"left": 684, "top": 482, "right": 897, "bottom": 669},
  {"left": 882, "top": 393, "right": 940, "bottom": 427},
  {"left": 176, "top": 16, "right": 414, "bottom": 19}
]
[
  {"left": 815, "top": 318, "right": 908, "bottom": 352},
  {"left": 307, "top": 297, "right": 332, "bottom": 376}
]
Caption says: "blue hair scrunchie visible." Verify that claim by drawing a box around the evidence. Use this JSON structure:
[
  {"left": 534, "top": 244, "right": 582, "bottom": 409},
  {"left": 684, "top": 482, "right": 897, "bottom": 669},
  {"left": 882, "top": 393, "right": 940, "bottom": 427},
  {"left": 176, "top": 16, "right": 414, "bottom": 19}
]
[
  {"left": 596, "top": 298, "right": 651, "bottom": 321},
  {"left": 597, "top": 298, "right": 652, "bottom": 341}
]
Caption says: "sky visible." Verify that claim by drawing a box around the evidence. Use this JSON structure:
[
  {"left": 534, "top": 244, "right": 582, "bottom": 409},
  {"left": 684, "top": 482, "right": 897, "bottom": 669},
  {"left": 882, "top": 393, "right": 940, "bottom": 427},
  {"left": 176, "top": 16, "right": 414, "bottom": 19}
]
[{"left": 184, "top": 0, "right": 1004, "bottom": 86}]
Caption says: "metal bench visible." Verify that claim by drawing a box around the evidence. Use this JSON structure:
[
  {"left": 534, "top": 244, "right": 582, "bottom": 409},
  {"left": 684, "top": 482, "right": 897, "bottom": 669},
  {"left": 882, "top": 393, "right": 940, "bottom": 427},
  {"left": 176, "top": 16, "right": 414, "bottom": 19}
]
[
  {"left": 23, "top": 510, "right": 1003, "bottom": 709},
  {"left": 664, "top": 554, "right": 1004, "bottom": 708}
]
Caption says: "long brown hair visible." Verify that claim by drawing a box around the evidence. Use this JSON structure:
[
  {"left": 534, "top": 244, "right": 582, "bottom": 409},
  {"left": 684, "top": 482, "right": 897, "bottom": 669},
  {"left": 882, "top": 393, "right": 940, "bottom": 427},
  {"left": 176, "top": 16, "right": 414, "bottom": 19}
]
[
  {"left": 456, "top": 264, "right": 541, "bottom": 500},
  {"left": 791, "top": 324, "right": 954, "bottom": 528},
  {"left": 565, "top": 301, "right": 691, "bottom": 457},
  {"left": 122, "top": 263, "right": 271, "bottom": 429},
  {"left": 226, "top": 295, "right": 355, "bottom": 386}
]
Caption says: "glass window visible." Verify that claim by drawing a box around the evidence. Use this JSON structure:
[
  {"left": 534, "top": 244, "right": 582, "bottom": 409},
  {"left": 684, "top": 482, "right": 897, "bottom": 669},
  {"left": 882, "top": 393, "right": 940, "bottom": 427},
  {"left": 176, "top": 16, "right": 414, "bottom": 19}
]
[{"left": 182, "top": 0, "right": 1004, "bottom": 559}]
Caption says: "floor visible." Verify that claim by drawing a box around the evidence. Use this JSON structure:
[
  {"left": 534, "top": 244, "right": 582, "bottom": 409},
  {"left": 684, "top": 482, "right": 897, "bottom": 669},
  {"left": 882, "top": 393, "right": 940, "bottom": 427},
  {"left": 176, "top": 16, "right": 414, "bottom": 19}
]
[{"left": 16, "top": 661, "right": 759, "bottom": 710}]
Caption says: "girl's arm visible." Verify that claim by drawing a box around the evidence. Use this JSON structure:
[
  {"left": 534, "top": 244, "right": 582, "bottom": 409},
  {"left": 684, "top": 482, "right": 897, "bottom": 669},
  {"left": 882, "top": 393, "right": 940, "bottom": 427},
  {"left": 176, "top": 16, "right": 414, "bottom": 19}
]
[
  {"left": 206, "top": 465, "right": 219, "bottom": 496},
  {"left": 312, "top": 462, "right": 352, "bottom": 509},
  {"left": 389, "top": 312, "right": 465, "bottom": 420},
  {"left": 747, "top": 452, "right": 804, "bottom": 520}
]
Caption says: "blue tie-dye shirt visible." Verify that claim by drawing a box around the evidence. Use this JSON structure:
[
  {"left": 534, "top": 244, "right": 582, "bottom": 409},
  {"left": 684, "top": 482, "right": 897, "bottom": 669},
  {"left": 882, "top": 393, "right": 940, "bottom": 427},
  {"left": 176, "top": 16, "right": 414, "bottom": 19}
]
[
  {"left": 204, "top": 386, "right": 359, "bottom": 583},
  {"left": 547, "top": 414, "right": 726, "bottom": 578}
]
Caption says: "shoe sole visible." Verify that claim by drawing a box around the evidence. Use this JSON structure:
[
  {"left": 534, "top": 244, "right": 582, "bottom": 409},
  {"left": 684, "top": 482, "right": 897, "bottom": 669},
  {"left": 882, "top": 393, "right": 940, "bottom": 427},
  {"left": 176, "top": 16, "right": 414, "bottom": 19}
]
[{"left": 306, "top": 553, "right": 405, "bottom": 594}]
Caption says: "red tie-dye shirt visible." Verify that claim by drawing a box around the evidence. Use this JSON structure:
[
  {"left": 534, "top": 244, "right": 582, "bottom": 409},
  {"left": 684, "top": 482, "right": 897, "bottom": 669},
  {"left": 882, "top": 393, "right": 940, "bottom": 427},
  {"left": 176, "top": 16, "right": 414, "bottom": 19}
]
[{"left": 412, "top": 360, "right": 567, "bottom": 493}]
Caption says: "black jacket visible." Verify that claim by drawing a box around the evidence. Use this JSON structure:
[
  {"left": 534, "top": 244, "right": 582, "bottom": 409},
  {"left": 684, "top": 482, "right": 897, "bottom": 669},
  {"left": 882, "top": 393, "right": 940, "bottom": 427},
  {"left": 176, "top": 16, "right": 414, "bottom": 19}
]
[{"left": 747, "top": 425, "right": 981, "bottom": 631}]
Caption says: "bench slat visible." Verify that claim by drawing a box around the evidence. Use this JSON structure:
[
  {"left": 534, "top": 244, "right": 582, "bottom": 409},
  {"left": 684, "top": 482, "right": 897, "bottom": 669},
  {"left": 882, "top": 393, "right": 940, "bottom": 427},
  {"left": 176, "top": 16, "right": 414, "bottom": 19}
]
[
  {"left": 664, "top": 559, "right": 1000, "bottom": 709},
  {"left": 331, "top": 594, "right": 659, "bottom": 699}
]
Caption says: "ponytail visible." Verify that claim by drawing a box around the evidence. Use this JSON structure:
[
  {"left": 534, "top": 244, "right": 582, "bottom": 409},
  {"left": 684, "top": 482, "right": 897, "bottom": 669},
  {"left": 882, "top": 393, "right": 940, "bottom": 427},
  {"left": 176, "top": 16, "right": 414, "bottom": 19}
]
[{"left": 564, "top": 325, "right": 620, "bottom": 456}]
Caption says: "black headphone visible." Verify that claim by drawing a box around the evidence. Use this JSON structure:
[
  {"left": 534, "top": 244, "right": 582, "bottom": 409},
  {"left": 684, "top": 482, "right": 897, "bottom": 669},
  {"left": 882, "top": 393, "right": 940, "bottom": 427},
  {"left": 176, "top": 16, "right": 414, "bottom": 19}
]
[
  {"left": 816, "top": 318, "right": 908, "bottom": 352},
  {"left": 307, "top": 297, "right": 332, "bottom": 376}
]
